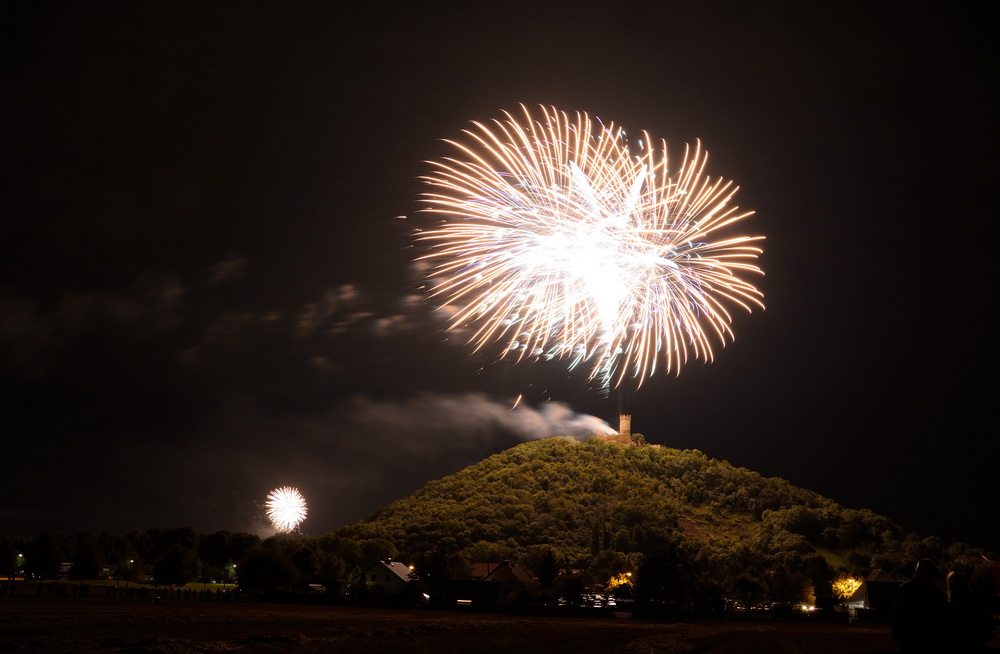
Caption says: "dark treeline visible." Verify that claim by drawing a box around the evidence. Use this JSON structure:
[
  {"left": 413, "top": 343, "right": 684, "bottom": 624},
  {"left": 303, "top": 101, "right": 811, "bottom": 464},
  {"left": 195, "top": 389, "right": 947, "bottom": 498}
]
[
  {"left": 0, "top": 527, "right": 375, "bottom": 596},
  {"left": 2, "top": 438, "right": 997, "bottom": 616}
]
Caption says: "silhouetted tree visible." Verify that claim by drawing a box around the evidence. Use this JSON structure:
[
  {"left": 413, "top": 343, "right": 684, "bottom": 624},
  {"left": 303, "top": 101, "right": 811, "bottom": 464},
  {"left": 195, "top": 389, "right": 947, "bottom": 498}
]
[
  {"left": 114, "top": 556, "right": 143, "bottom": 586},
  {"left": 228, "top": 532, "right": 261, "bottom": 563},
  {"left": 26, "top": 532, "right": 62, "bottom": 579},
  {"left": 537, "top": 548, "right": 559, "bottom": 589},
  {"left": 292, "top": 546, "right": 319, "bottom": 582},
  {"left": 553, "top": 571, "right": 585, "bottom": 606},
  {"left": 239, "top": 547, "right": 298, "bottom": 592},
  {"left": 635, "top": 538, "right": 693, "bottom": 617},
  {"left": 0, "top": 538, "right": 20, "bottom": 577},
  {"left": 199, "top": 530, "right": 232, "bottom": 569},
  {"left": 733, "top": 573, "right": 767, "bottom": 606},
  {"left": 153, "top": 545, "right": 200, "bottom": 587},
  {"left": 358, "top": 538, "right": 397, "bottom": 564},
  {"left": 412, "top": 549, "right": 450, "bottom": 597},
  {"left": 317, "top": 552, "right": 347, "bottom": 594},
  {"left": 69, "top": 533, "right": 100, "bottom": 581},
  {"left": 317, "top": 533, "right": 363, "bottom": 569}
]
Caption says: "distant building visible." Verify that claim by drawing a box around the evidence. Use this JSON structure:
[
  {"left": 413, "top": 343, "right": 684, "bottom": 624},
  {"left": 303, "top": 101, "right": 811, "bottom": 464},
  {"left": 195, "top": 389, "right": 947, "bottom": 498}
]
[
  {"left": 469, "top": 561, "right": 535, "bottom": 590},
  {"left": 953, "top": 553, "right": 1000, "bottom": 597},
  {"left": 844, "top": 569, "right": 902, "bottom": 621},
  {"left": 444, "top": 561, "right": 536, "bottom": 608},
  {"left": 362, "top": 559, "right": 413, "bottom": 594}
]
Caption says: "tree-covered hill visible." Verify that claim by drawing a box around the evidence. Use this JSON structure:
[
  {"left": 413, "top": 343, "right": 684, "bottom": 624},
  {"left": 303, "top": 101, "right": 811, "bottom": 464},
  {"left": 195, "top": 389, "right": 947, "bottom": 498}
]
[
  {"left": 4, "top": 437, "right": 992, "bottom": 610},
  {"left": 336, "top": 436, "right": 990, "bottom": 605}
]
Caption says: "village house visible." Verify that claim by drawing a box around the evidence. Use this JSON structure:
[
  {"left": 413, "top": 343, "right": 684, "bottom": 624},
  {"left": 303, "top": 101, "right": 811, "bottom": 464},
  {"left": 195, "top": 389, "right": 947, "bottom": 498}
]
[
  {"left": 843, "top": 569, "right": 903, "bottom": 621},
  {"left": 469, "top": 560, "right": 535, "bottom": 590},
  {"left": 362, "top": 558, "right": 413, "bottom": 595}
]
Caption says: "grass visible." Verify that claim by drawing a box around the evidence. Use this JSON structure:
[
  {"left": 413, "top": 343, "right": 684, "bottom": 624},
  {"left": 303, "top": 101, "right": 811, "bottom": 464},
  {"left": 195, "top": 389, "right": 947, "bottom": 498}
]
[{"left": 29, "top": 578, "right": 238, "bottom": 592}]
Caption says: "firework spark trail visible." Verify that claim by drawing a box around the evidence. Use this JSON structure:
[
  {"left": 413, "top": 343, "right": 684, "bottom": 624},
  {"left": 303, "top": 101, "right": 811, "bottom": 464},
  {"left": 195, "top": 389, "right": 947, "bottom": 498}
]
[
  {"left": 419, "top": 105, "right": 764, "bottom": 389},
  {"left": 266, "top": 486, "right": 308, "bottom": 532}
]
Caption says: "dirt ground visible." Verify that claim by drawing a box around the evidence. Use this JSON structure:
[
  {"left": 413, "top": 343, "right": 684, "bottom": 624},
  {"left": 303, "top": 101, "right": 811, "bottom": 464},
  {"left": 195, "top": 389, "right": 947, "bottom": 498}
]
[{"left": 0, "top": 592, "right": 926, "bottom": 654}]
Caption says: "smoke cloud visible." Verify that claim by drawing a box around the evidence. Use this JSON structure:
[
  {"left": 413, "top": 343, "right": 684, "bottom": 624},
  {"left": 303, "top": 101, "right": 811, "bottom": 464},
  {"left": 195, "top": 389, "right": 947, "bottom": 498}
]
[
  {"left": 0, "top": 253, "right": 617, "bottom": 536},
  {"left": 97, "top": 393, "right": 615, "bottom": 536}
]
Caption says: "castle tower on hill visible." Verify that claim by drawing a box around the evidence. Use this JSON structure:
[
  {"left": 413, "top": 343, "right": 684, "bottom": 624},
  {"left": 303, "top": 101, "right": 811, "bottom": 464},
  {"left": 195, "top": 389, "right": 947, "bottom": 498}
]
[
  {"left": 600, "top": 414, "right": 634, "bottom": 445},
  {"left": 618, "top": 414, "right": 631, "bottom": 438}
]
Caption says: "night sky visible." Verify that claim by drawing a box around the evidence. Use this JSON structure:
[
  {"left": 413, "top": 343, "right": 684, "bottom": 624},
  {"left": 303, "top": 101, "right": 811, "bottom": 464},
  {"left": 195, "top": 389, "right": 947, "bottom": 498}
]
[{"left": 3, "top": 2, "right": 997, "bottom": 549}]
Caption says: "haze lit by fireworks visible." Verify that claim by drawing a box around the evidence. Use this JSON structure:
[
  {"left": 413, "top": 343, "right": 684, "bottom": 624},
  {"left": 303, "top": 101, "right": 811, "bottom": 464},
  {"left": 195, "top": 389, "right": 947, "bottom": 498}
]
[
  {"left": 265, "top": 486, "right": 308, "bottom": 532},
  {"left": 419, "top": 105, "right": 764, "bottom": 389}
]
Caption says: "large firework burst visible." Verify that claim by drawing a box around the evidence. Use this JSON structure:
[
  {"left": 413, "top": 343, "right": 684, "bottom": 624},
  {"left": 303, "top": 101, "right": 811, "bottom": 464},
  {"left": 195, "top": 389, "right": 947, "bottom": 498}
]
[
  {"left": 418, "top": 105, "right": 764, "bottom": 389},
  {"left": 265, "top": 486, "right": 307, "bottom": 532}
]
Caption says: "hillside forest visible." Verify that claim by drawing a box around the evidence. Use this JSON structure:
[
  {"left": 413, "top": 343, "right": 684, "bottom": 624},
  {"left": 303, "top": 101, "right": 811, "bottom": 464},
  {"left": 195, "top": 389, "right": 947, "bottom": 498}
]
[{"left": 3, "top": 437, "right": 996, "bottom": 614}]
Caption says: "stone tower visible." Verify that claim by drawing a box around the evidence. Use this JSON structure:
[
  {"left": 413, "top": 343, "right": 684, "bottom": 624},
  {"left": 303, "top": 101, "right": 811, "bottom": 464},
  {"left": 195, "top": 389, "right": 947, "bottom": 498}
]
[{"left": 618, "top": 414, "right": 632, "bottom": 438}]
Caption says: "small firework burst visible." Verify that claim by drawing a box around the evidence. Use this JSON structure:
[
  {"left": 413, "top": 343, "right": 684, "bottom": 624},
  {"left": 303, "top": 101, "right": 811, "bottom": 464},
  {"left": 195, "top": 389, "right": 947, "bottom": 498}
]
[{"left": 265, "top": 486, "right": 307, "bottom": 532}]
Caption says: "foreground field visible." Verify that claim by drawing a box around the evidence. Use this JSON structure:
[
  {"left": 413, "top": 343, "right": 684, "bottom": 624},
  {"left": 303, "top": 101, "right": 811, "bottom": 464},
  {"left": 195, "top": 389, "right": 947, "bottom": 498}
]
[{"left": 0, "top": 593, "right": 912, "bottom": 654}]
